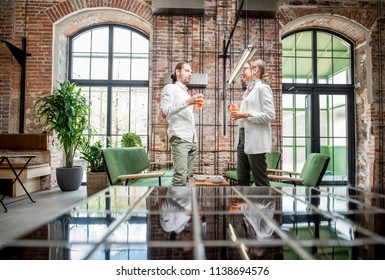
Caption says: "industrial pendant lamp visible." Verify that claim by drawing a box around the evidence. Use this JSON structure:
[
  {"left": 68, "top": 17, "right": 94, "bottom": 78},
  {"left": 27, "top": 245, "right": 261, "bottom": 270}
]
[{"left": 227, "top": 45, "right": 257, "bottom": 84}]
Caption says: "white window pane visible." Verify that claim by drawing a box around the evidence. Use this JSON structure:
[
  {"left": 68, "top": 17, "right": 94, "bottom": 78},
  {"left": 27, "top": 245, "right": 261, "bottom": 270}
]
[
  {"left": 283, "top": 111, "right": 293, "bottom": 136},
  {"left": 282, "top": 94, "right": 293, "bottom": 108},
  {"left": 114, "top": 27, "right": 131, "bottom": 53},
  {"left": 91, "top": 57, "right": 108, "bottom": 79},
  {"left": 333, "top": 105, "right": 347, "bottom": 137},
  {"left": 130, "top": 88, "right": 148, "bottom": 135},
  {"left": 89, "top": 87, "right": 108, "bottom": 135},
  {"left": 132, "top": 32, "right": 149, "bottom": 53},
  {"left": 131, "top": 58, "right": 149, "bottom": 80},
  {"left": 296, "top": 57, "right": 312, "bottom": 83},
  {"left": 112, "top": 87, "right": 130, "bottom": 135},
  {"left": 91, "top": 27, "right": 109, "bottom": 53},
  {"left": 320, "top": 110, "right": 328, "bottom": 137},
  {"left": 113, "top": 57, "right": 131, "bottom": 80},
  {"left": 72, "top": 57, "right": 90, "bottom": 79},
  {"left": 73, "top": 31, "right": 91, "bottom": 52}
]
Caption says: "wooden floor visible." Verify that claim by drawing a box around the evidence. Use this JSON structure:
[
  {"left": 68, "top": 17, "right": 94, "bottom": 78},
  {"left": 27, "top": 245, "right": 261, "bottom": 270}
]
[{"left": 0, "top": 185, "right": 87, "bottom": 241}]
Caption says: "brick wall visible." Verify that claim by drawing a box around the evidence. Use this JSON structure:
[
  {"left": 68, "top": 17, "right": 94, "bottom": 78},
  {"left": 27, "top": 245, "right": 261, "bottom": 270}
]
[
  {"left": 150, "top": 6, "right": 282, "bottom": 175},
  {"left": 0, "top": 0, "right": 14, "bottom": 133},
  {"left": 0, "top": 0, "right": 383, "bottom": 194}
]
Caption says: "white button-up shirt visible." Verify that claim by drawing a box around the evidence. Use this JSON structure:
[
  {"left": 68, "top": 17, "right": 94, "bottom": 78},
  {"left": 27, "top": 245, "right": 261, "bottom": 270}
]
[
  {"left": 160, "top": 81, "right": 196, "bottom": 143},
  {"left": 238, "top": 80, "right": 276, "bottom": 154}
]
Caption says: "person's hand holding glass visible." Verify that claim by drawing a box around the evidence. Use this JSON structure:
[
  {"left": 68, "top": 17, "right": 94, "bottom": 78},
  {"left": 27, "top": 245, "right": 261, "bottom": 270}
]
[
  {"left": 227, "top": 102, "right": 239, "bottom": 120},
  {"left": 195, "top": 93, "right": 204, "bottom": 109}
]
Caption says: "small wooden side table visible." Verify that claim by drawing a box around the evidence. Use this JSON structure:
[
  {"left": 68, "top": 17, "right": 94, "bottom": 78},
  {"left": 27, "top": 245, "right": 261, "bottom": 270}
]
[{"left": 193, "top": 175, "right": 230, "bottom": 187}]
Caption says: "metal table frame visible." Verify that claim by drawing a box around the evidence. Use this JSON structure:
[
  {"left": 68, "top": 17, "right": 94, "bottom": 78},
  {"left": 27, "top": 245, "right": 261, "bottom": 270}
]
[{"left": 0, "top": 155, "right": 36, "bottom": 212}]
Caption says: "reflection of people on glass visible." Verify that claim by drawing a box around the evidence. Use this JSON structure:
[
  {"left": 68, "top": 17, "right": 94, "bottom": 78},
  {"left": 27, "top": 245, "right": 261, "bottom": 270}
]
[
  {"left": 159, "top": 187, "right": 206, "bottom": 250},
  {"left": 231, "top": 187, "right": 276, "bottom": 258},
  {"left": 242, "top": 200, "right": 275, "bottom": 257},
  {"left": 159, "top": 187, "right": 192, "bottom": 236}
]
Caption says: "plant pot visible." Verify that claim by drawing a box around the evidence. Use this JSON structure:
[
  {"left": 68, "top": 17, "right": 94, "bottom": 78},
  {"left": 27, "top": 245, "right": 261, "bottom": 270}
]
[
  {"left": 86, "top": 171, "right": 109, "bottom": 196},
  {"left": 56, "top": 166, "right": 83, "bottom": 191}
]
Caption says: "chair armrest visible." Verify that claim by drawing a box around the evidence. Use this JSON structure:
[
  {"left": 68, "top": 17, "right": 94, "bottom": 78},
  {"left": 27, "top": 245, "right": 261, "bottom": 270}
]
[
  {"left": 118, "top": 171, "right": 165, "bottom": 180},
  {"left": 227, "top": 161, "right": 237, "bottom": 170},
  {"left": 268, "top": 174, "right": 304, "bottom": 183},
  {"left": 150, "top": 160, "right": 173, "bottom": 166},
  {"left": 267, "top": 168, "right": 300, "bottom": 175}
]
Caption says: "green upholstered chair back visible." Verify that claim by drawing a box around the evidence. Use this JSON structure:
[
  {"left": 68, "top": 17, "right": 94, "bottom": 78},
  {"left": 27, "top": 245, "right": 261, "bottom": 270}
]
[
  {"left": 102, "top": 147, "right": 150, "bottom": 185},
  {"left": 300, "top": 153, "right": 330, "bottom": 187},
  {"left": 266, "top": 151, "right": 281, "bottom": 169}
]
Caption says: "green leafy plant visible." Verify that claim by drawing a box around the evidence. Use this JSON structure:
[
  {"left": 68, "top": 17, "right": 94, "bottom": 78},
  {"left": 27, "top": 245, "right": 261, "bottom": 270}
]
[
  {"left": 35, "top": 80, "right": 91, "bottom": 168},
  {"left": 80, "top": 140, "right": 105, "bottom": 172},
  {"left": 120, "top": 132, "right": 143, "bottom": 147}
]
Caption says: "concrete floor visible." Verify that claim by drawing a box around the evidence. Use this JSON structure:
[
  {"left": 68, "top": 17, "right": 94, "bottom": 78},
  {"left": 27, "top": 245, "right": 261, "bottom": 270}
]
[{"left": 0, "top": 185, "right": 87, "bottom": 241}]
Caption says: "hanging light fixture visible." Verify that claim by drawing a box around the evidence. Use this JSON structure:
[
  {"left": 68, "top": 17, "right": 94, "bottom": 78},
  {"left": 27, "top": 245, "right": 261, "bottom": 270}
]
[{"left": 227, "top": 45, "right": 257, "bottom": 84}]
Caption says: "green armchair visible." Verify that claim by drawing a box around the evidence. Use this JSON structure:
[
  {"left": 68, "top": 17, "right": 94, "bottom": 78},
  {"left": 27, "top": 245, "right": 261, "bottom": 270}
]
[
  {"left": 268, "top": 153, "right": 330, "bottom": 188},
  {"left": 102, "top": 147, "right": 173, "bottom": 186}
]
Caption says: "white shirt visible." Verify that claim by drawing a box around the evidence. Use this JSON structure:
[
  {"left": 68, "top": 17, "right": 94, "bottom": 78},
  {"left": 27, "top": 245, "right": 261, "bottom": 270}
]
[
  {"left": 238, "top": 80, "right": 276, "bottom": 154},
  {"left": 160, "top": 81, "right": 196, "bottom": 143}
]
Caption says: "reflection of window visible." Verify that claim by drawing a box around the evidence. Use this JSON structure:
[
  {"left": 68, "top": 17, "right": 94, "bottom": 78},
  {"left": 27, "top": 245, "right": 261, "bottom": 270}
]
[
  {"left": 69, "top": 25, "right": 149, "bottom": 148},
  {"left": 67, "top": 188, "right": 149, "bottom": 260},
  {"left": 68, "top": 217, "right": 148, "bottom": 260}
]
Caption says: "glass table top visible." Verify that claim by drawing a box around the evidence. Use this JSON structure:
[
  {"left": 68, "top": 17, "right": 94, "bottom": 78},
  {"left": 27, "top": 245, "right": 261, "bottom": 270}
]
[{"left": 0, "top": 185, "right": 384, "bottom": 260}]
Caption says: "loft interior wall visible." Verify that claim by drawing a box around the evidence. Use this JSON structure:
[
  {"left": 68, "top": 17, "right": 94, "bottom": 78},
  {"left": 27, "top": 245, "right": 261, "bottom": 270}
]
[{"left": 0, "top": 0, "right": 383, "bottom": 195}]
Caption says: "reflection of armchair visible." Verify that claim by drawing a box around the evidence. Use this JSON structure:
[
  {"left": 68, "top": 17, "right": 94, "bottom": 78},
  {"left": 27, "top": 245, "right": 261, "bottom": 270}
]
[
  {"left": 271, "top": 153, "right": 334, "bottom": 259},
  {"left": 283, "top": 224, "right": 352, "bottom": 260},
  {"left": 102, "top": 147, "right": 173, "bottom": 186},
  {"left": 225, "top": 151, "right": 281, "bottom": 185}
]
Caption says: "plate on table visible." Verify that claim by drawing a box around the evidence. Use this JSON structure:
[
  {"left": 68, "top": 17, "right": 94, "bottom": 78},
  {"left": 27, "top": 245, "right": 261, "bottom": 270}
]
[
  {"left": 193, "top": 175, "right": 206, "bottom": 182},
  {"left": 210, "top": 175, "right": 224, "bottom": 183}
]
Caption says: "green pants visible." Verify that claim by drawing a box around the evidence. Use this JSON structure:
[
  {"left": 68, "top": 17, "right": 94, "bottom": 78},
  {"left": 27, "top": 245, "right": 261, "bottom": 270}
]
[
  {"left": 170, "top": 136, "right": 198, "bottom": 186},
  {"left": 237, "top": 128, "right": 270, "bottom": 186}
]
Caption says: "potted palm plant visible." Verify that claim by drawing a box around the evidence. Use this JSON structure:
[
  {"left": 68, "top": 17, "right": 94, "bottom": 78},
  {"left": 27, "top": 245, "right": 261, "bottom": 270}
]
[
  {"left": 80, "top": 140, "right": 109, "bottom": 196},
  {"left": 35, "top": 80, "right": 91, "bottom": 191}
]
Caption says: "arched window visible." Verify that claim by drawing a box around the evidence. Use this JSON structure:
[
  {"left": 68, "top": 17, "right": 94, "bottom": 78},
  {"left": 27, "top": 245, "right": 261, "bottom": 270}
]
[
  {"left": 69, "top": 24, "right": 150, "bottom": 148},
  {"left": 282, "top": 29, "right": 355, "bottom": 185},
  {"left": 283, "top": 30, "right": 352, "bottom": 84}
]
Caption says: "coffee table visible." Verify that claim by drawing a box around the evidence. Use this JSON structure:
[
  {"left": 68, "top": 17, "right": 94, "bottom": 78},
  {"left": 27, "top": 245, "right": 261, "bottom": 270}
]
[{"left": 193, "top": 175, "right": 230, "bottom": 186}]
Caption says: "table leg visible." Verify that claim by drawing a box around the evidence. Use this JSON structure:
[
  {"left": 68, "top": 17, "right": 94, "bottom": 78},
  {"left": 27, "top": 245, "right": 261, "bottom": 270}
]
[
  {"left": 5, "top": 157, "right": 36, "bottom": 203},
  {"left": 0, "top": 157, "right": 8, "bottom": 212},
  {"left": 0, "top": 194, "right": 7, "bottom": 213}
]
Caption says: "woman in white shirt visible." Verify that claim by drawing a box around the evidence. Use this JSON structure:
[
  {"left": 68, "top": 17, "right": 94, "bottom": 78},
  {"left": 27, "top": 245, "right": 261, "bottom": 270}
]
[{"left": 230, "top": 58, "right": 276, "bottom": 186}]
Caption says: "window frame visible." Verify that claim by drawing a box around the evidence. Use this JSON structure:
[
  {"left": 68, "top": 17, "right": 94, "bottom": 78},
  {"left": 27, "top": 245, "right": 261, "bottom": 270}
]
[
  {"left": 282, "top": 29, "right": 355, "bottom": 186},
  {"left": 68, "top": 24, "right": 150, "bottom": 148}
]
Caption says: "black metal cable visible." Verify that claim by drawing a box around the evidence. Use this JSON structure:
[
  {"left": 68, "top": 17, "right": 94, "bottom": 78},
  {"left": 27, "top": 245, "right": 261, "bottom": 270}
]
[{"left": 378, "top": 0, "right": 384, "bottom": 196}]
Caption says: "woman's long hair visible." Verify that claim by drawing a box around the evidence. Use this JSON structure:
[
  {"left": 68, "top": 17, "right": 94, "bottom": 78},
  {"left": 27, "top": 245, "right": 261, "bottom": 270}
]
[{"left": 247, "top": 58, "right": 272, "bottom": 85}]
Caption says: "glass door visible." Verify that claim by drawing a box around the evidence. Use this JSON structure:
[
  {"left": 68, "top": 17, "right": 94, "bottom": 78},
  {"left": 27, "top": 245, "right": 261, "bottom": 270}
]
[
  {"left": 282, "top": 87, "right": 354, "bottom": 185},
  {"left": 319, "top": 94, "right": 348, "bottom": 183}
]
